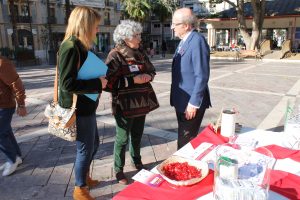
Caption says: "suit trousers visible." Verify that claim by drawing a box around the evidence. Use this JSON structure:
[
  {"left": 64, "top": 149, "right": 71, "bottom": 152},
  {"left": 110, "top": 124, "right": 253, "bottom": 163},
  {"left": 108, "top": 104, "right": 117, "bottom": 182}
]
[
  {"left": 176, "top": 107, "right": 207, "bottom": 150},
  {"left": 113, "top": 112, "right": 146, "bottom": 173}
]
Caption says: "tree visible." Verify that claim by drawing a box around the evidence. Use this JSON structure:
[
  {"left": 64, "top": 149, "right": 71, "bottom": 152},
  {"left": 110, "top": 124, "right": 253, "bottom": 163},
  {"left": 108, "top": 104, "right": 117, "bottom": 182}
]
[
  {"left": 121, "top": 0, "right": 151, "bottom": 22},
  {"left": 211, "top": 0, "right": 266, "bottom": 50},
  {"left": 156, "top": 0, "right": 178, "bottom": 14}
]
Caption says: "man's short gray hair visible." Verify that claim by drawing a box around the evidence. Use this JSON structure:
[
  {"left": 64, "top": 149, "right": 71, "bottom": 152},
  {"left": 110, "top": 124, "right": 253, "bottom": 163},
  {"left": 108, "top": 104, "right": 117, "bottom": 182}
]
[
  {"left": 181, "top": 13, "right": 197, "bottom": 27},
  {"left": 113, "top": 20, "right": 143, "bottom": 45},
  {"left": 174, "top": 8, "right": 197, "bottom": 28}
]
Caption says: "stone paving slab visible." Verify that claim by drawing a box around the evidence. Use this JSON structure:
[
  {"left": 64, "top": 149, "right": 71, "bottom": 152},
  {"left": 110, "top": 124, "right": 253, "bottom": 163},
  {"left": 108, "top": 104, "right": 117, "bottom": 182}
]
[{"left": 0, "top": 58, "right": 299, "bottom": 199}]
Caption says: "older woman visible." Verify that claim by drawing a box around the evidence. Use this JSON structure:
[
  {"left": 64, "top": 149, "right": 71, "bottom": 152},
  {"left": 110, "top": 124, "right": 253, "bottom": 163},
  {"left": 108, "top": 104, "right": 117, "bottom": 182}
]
[{"left": 105, "top": 20, "right": 159, "bottom": 185}]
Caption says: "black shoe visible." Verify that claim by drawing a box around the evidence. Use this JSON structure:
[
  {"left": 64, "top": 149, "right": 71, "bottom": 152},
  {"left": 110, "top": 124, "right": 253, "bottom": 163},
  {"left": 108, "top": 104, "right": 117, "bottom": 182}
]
[
  {"left": 116, "top": 171, "right": 128, "bottom": 185},
  {"left": 134, "top": 163, "right": 147, "bottom": 171}
]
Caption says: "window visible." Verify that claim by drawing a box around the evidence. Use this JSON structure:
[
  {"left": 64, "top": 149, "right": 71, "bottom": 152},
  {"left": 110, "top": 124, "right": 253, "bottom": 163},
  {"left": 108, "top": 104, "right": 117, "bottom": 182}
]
[
  {"left": 50, "top": 7, "right": 55, "bottom": 17},
  {"left": 164, "top": 24, "right": 170, "bottom": 28},
  {"left": 216, "top": 29, "right": 230, "bottom": 46},
  {"left": 13, "top": 5, "right": 19, "bottom": 16},
  {"left": 295, "top": 28, "right": 300, "bottom": 39},
  {"left": 104, "top": 12, "right": 110, "bottom": 25},
  {"left": 98, "top": 33, "right": 110, "bottom": 53},
  {"left": 154, "top": 24, "right": 160, "bottom": 28},
  {"left": 21, "top": 5, "right": 29, "bottom": 16}
]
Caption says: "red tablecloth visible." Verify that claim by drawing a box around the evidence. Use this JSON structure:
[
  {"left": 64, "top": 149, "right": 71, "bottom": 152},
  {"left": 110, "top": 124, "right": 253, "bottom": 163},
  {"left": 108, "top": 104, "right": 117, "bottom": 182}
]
[{"left": 113, "top": 125, "right": 300, "bottom": 200}]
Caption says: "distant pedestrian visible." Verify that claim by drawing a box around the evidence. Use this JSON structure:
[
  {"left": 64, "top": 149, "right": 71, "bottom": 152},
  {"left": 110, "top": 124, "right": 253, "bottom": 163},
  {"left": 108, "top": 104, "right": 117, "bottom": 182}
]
[
  {"left": 149, "top": 41, "right": 154, "bottom": 58},
  {"left": 161, "top": 40, "right": 167, "bottom": 58},
  {"left": 0, "top": 56, "right": 27, "bottom": 176},
  {"left": 170, "top": 8, "right": 211, "bottom": 149},
  {"left": 150, "top": 48, "right": 155, "bottom": 58}
]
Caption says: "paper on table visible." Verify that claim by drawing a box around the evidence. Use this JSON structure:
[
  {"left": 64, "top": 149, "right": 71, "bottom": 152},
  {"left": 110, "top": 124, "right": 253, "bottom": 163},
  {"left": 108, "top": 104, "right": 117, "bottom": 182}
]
[
  {"left": 77, "top": 51, "right": 108, "bottom": 101},
  {"left": 132, "top": 169, "right": 164, "bottom": 187}
]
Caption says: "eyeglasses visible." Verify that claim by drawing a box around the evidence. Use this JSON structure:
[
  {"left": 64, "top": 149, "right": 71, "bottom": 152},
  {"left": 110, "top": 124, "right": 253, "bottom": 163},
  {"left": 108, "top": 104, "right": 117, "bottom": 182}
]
[
  {"left": 171, "top": 23, "right": 184, "bottom": 27},
  {"left": 133, "top": 33, "right": 141, "bottom": 38}
]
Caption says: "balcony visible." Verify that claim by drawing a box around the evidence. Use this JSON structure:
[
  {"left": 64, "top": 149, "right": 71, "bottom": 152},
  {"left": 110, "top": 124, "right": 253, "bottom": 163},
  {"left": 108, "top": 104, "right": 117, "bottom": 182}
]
[
  {"left": 10, "top": 15, "right": 32, "bottom": 23},
  {"left": 47, "top": 16, "right": 57, "bottom": 24},
  {"left": 104, "top": 19, "right": 111, "bottom": 25},
  {"left": 115, "top": 2, "right": 123, "bottom": 11},
  {"left": 151, "top": 16, "right": 159, "bottom": 20},
  {"left": 105, "top": 1, "right": 114, "bottom": 7}
]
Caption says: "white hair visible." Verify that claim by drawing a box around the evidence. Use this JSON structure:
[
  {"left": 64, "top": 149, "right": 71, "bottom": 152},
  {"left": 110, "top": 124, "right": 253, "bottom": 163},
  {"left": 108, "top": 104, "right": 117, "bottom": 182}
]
[{"left": 113, "top": 20, "right": 143, "bottom": 45}]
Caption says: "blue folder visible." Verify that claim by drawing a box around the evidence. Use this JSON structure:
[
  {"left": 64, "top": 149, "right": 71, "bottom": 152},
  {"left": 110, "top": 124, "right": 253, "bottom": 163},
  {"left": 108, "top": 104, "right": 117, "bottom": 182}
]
[{"left": 77, "top": 51, "right": 108, "bottom": 101}]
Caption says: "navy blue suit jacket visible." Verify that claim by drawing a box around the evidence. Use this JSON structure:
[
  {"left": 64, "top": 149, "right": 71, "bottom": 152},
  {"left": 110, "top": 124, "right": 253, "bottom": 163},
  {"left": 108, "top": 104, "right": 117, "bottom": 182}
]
[{"left": 170, "top": 31, "right": 211, "bottom": 113}]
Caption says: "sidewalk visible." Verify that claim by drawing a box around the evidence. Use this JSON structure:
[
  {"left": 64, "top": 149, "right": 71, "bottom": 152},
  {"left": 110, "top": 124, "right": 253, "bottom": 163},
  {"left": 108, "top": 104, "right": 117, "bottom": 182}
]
[
  {"left": 0, "top": 60, "right": 178, "bottom": 200},
  {"left": 1, "top": 58, "right": 300, "bottom": 199}
]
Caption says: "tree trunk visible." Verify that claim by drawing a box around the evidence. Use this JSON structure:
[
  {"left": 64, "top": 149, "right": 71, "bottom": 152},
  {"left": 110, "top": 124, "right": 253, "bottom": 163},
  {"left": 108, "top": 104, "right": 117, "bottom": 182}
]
[
  {"left": 27, "top": 0, "right": 34, "bottom": 52},
  {"left": 9, "top": 0, "right": 18, "bottom": 49},
  {"left": 65, "top": 0, "right": 71, "bottom": 24},
  {"left": 235, "top": 0, "right": 265, "bottom": 50},
  {"left": 46, "top": 0, "right": 53, "bottom": 50},
  {"left": 161, "top": 22, "right": 165, "bottom": 47},
  {"left": 251, "top": 0, "right": 265, "bottom": 50}
]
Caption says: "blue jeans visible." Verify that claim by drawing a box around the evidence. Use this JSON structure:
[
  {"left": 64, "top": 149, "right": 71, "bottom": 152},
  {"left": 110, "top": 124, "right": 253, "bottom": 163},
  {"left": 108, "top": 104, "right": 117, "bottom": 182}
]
[
  {"left": 0, "top": 108, "right": 22, "bottom": 163},
  {"left": 75, "top": 113, "right": 99, "bottom": 187}
]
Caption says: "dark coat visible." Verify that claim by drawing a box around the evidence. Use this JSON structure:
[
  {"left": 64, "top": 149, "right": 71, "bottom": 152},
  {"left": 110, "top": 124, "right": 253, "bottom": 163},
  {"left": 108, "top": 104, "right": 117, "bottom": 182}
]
[
  {"left": 58, "top": 36, "right": 103, "bottom": 115},
  {"left": 170, "top": 31, "right": 211, "bottom": 113}
]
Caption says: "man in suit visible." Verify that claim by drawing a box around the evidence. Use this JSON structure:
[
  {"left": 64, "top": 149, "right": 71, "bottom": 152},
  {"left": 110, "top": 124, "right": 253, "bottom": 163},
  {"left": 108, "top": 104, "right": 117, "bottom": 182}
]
[{"left": 170, "top": 8, "right": 211, "bottom": 149}]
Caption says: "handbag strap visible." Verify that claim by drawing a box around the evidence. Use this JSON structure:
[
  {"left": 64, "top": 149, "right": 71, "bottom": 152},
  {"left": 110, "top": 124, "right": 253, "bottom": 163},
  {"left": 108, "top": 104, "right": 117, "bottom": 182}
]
[{"left": 53, "top": 47, "right": 80, "bottom": 109}]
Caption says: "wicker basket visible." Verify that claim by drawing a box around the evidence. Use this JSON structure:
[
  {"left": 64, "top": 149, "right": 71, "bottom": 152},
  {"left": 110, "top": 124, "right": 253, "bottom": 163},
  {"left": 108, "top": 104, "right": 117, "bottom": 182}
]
[{"left": 157, "top": 155, "right": 209, "bottom": 186}]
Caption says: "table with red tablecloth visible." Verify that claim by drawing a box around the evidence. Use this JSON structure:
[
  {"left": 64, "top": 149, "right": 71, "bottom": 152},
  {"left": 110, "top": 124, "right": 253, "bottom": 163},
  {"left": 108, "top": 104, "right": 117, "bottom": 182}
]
[{"left": 113, "top": 125, "right": 300, "bottom": 200}]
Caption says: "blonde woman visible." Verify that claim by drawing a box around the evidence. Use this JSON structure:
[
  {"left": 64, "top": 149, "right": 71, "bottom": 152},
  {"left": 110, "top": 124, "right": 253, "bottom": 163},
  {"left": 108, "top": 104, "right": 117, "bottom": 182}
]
[{"left": 59, "top": 6, "right": 107, "bottom": 200}]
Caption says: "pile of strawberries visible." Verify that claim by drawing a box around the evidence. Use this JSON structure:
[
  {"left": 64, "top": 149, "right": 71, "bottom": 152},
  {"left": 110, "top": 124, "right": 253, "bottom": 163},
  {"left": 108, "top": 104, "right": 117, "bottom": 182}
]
[{"left": 163, "top": 162, "right": 202, "bottom": 181}]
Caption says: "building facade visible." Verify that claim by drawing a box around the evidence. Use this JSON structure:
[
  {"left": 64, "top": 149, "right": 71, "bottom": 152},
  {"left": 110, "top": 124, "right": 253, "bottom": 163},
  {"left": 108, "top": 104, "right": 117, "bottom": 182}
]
[
  {"left": 203, "top": 0, "right": 300, "bottom": 49},
  {"left": 0, "top": 0, "right": 121, "bottom": 62},
  {"left": 148, "top": 0, "right": 300, "bottom": 52},
  {"left": 147, "top": 0, "right": 234, "bottom": 53}
]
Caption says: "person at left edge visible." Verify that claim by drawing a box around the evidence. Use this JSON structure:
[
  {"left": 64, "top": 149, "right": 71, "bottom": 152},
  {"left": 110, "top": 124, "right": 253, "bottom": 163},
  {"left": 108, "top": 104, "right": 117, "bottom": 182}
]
[
  {"left": 0, "top": 56, "right": 27, "bottom": 177},
  {"left": 58, "top": 6, "right": 107, "bottom": 200}
]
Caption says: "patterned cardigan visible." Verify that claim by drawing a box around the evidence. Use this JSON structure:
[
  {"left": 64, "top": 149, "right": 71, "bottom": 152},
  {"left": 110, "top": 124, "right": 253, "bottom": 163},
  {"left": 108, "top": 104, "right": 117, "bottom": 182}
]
[{"left": 105, "top": 45, "right": 158, "bottom": 116}]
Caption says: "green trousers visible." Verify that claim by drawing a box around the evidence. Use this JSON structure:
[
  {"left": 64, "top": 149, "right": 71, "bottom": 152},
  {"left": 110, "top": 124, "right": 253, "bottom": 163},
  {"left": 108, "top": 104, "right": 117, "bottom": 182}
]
[{"left": 114, "top": 113, "right": 146, "bottom": 173}]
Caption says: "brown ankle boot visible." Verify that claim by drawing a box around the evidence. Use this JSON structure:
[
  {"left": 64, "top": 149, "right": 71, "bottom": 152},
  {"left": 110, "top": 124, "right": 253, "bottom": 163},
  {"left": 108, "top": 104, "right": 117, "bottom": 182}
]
[
  {"left": 73, "top": 186, "right": 95, "bottom": 200},
  {"left": 86, "top": 175, "right": 100, "bottom": 188}
]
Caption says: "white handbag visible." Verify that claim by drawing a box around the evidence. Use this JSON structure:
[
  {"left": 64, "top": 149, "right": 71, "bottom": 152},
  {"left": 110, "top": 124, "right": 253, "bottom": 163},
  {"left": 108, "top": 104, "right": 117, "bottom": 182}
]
[{"left": 44, "top": 59, "right": 78, "bottom": 142}]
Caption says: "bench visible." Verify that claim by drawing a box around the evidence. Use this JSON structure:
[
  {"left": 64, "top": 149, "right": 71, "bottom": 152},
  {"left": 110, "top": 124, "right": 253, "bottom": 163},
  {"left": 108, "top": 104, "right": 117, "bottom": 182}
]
[{"left": 235, "top": 50, "right": 262, "bottom": 61}]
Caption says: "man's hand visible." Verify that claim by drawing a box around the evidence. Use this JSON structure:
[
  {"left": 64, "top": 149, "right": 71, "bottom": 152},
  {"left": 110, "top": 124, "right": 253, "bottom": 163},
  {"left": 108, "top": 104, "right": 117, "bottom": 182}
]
[
  {"left": 17, "top": 106, "right": 27, "bottom": 117},
  {"left": 185, "top": 105, "right": 197, "bottom": 120}
]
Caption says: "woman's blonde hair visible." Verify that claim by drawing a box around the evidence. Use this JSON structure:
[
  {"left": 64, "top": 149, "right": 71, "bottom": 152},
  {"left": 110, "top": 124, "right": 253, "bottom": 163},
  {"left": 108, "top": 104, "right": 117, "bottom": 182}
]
[{"left": 63, "top": 6, "right": 101, "bottom": 50}]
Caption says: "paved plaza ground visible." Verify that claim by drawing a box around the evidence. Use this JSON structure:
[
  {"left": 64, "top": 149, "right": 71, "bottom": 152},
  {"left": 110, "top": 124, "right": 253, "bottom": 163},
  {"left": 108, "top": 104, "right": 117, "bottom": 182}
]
[{"left": 0, "top": 56, "right": 300, "bottom": 199}]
